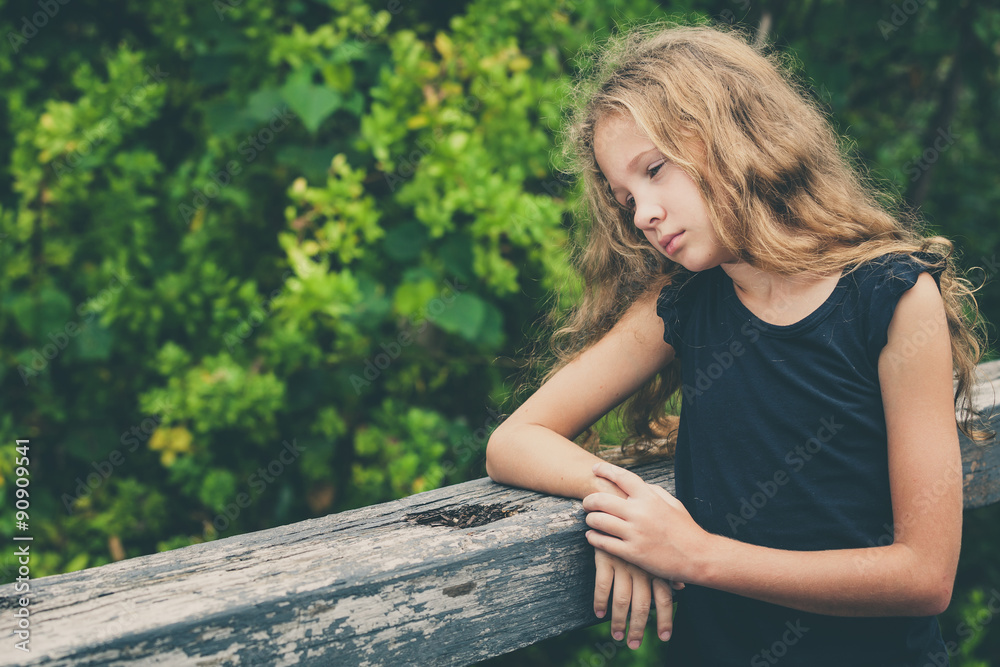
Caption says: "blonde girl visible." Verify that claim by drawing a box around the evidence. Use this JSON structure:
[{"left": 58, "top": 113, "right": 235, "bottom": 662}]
[{"left": 485, "top": 21, "right": 991, "bottom": 666}]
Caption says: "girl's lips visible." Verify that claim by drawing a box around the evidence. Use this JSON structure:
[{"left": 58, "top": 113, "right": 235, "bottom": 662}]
[{"left": 662, "top": 232, "right": 683, "bottom": 254}]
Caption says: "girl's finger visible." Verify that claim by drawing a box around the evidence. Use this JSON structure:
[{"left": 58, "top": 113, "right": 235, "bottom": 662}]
[
  {"left": 582, "top": 492, "right": 630, "bottom": 516},
  {"left": 610, "top": 563, "right": 633, "bottom": 643},
  {"left": 593, "top": 551, "right": 614, "bottom": 618},
  {"left": 626, "top": 569, "right": 651, "bottom": 650},
  {"left": 585, "top": 511, "right": 631, "bottom": 539},
  {"left": 651, "top": 577, "right": 674, "bottom": 642},
  {"left": 670, "top": 580, "right": 686, "bottom": 590},
  {"left": 585, "top": 530, "right": 620, "bottom": 558}
]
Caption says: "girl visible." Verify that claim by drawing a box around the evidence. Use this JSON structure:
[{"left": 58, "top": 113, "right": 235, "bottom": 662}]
[{"left": 484, "top": 21, "right": 993, "bottom": 666}]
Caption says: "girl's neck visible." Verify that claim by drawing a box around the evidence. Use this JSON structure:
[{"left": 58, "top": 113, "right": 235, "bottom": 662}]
[{"left": 720, "top": 261, "right": 843, "bottom": 327}]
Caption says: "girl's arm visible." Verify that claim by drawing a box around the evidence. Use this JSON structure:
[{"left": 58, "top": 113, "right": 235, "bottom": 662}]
[
  {"left": 585, "top": 272, "right": 963, "bottom": 617},
  {"left": 487, "top": 285, "right": 680, "bottom": 649},
  {"left": 485, "top": 285, "right": 675, "bottom": 501}
]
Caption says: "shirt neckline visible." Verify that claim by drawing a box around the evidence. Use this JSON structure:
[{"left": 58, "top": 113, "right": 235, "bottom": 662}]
[{"left": 721, "top": 267, "right": 849, "bottom": 337}]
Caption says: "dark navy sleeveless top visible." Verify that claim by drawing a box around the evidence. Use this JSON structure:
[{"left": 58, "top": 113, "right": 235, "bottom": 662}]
[{"left": 656, "top": 252, "right": 949, "bottom": 666}]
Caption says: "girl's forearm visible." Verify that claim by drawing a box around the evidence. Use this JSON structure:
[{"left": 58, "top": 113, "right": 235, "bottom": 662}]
[
  {"left": 688, "top": 533, "right": 950, "bottom": 617},
  {"left": 486, "top": 423, "right": 625, "bottom": 501}
]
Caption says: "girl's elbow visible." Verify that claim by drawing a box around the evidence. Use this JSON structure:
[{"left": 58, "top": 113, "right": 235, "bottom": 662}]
[
  {"left": 924, "top": 579, "right": 954, "bottom": 617},
  {"left": 912, "top": 567, "right": 955, "bottom": 616},
  {"left": 484, "top": 427, "right": 507, "bottom": 481}
]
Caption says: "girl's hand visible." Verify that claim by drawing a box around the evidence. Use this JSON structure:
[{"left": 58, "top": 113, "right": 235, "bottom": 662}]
[
  {"left": 593, "top": 547, "right": 680, "bottom": 648},
  {"left": 583, "top": 461, "right": 709, "bottom": 583}
]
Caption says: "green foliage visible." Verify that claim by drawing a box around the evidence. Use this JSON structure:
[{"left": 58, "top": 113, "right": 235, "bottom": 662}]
[{"left": 1, "top": 1, "right": 998, "bottom": 665}]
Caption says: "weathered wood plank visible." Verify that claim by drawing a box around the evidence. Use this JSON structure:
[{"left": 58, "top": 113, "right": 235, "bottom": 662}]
[
  {"left": 0, "top": 463, "right": 675, "bottom": 666},
  {"left": 0, "top": 360, "right": 997, "bottom": 666},
  {"left": 957, "top": 359, "right": 1000, "bottom": 508}
]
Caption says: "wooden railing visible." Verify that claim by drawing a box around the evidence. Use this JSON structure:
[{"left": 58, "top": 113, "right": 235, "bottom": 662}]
[{"left": 1, "top": 360, "right": 998, "bottom": 666}]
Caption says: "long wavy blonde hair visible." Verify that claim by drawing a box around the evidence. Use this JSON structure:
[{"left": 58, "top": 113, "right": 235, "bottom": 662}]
[{"left": 516, "top": 20, "right": 993, "bottom": 464}]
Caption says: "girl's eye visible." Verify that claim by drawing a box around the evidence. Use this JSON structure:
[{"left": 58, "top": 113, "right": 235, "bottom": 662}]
[{"left": 622, "top": 161, "right": 665, "bottom": 208}]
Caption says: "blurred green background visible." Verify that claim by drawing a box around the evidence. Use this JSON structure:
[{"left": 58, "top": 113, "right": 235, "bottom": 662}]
[{"left": 1, "top": 0, "right": 998, "bottom": 664}]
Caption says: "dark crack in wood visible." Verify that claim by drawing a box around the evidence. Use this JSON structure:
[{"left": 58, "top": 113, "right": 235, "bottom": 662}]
[{"left": 403, "top": 503, "right": 524, "bottom": 529}]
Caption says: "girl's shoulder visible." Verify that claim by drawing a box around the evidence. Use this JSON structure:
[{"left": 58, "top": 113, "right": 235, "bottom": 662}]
[
  {"left": 848, "top": 250, "right": 946, "bottom": 292},
  {"left": 851, "top": 251, "right": 948, "bottom": 367}
]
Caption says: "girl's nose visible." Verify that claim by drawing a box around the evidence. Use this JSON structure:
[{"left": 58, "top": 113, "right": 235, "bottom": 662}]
[{"left": 633, "top": 199, "right": 663, "bottom": 229}]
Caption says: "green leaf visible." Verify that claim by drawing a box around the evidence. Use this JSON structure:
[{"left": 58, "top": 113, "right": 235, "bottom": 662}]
[
  {"left": 191, "top": 54, "right": 242, "bottom": 87},
  {"left": 477, "top": 300, "right": 505, "bottom": 349},
  {"left": 351, "top": 273, "right": 392, "bottom": 322},
  {"left": 61, "top": 426, "right": 120, "bottom": 462},
  {"left": 245, "top": 86, "right": 286, "bottom": 123},
  {"left": 281, "top": 68, "right": 342, "bottom": 133},
  {"left": 383, "top": 221, "right": 428, "bottom": 261},
  {"left": 340, "top": 90, "right": 365, "bottom": 117},
  {"left": 276, "top": 145, "right": 337, "bottom": 183},
  {"left": 75, "top": 319, "right": 114, "bottom": 361},
  {"left": 4, "top": 285, "right": 72, "bottom": 339},
  {"left": 438, "top": 234, "right": 475, "bottom": 282},
  {"left": 203, "top": 99, "right": 257, "bottom": 136},
  {"left": 428, "top": 290, "right": 486, "bottom": 341}
]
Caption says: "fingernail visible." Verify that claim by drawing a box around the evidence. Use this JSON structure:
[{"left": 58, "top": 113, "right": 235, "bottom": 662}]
[
  {"left": 613, "top": 631, "right": 624, "bottom": 641},
  {"left": 628, "top": 640, "right": 640, "bottom": 650},
  {"left": 660, "top": 631, "right": 671, "bottom": 641},
  {"left": 595, "top": 609, "right": 605, "bottom": 618}
]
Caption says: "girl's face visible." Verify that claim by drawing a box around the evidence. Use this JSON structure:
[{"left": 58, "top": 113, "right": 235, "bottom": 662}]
[{"left": 593, "top": 113, "right": 738, "bottom": 272}]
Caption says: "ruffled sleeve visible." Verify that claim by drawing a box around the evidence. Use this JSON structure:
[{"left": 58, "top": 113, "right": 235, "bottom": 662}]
[
  {"left": 866, "top": 251, "right": 946, "bottom": 367},
  {"left": 656, "top": 270, "right": 699, "bottom": 356}
]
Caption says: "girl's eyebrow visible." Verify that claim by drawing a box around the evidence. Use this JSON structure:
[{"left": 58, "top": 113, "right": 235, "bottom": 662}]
[{"left": 608, "top": 148, "right": 661, "bottom": 196}]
